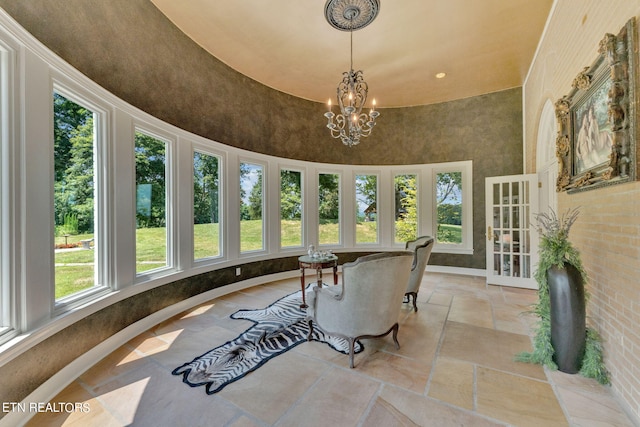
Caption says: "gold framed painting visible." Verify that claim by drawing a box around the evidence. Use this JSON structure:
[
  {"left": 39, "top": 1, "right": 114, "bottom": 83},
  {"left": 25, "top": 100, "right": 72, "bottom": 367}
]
[{"left": 555, "top": 18, "right": 638, "bottom": 193}]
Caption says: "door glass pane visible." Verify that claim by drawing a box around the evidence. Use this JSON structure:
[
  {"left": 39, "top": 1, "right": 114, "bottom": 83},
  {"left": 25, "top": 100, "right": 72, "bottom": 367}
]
[
  {"left": 511, "top": 182, "right": 520, "bottom": 204},
  {"left": 513, "top": 207, "right": 520, "bottom": 228},
  {"left": 355, "top": 174, "right": 378, "bottom": 244},
  {"left": 394, "top": 174, "right": 417, "bottom": 243},
  {"left": 523, "top": 255, "right": 531, "bottom": 277},
  {"left": 319, "top": 173, "right": 340, "bottom": 245},
  {"left": 503, "top": 254, "right": 511, "bottom": 276},
  {"left": 281, "top": 169, "right": 302, "bottom": 248},
  {"left": 135, "top": 131, "right": 167, "bottom": 274},
  {"left": 240, "top": 162, "right": 263, "bottom": 252},
  {"left": 493, "top": 207, "right": 500, "bottom": 228},
  {"left": 193, "top": 151, "right": 220, "bottom": 260}
]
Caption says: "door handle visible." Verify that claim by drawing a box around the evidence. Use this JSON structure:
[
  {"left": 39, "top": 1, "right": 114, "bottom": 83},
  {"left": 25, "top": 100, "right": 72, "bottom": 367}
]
[{"left": 487, "top": 226, "right": 492, "bottom": 241}]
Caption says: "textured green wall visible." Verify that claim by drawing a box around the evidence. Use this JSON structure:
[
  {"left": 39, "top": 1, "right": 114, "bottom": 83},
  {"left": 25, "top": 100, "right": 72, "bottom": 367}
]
[
  {"left": 0, "top": 0, "right": 523, "bottom": 268},
  {"left": 0, "top": 0, "right": 522, "bottom": 165},
  {"left": 0, "top": 0, "right": 524, "bottom": 410}
]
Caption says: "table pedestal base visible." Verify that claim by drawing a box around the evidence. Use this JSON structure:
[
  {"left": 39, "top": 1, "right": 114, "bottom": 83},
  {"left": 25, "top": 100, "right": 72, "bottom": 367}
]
[{"left": 298, "top": 256, "right": 338, "bottom": 308}]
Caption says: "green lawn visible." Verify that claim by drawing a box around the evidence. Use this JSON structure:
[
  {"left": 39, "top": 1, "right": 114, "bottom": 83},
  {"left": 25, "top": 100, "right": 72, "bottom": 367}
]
[
  {"left": 54, "top": 265, "right": 95, "bottom": 300},
  {"left": 193, "top": 223, "right": 220, "bottom": 259},
  {"left": 355, "top": 220, "right": 378, "bottom": 243},
  {"left": 437, "top": 224, "right": 462, "bottom": 244},
  {"left": 239, "top": 219, "right": 263, "bottom": 252},
  {"left": 318, "top": 221, "right": 339, "bottom": 245},
  {"left": 54, "top": 219, "right": 440, "bottom": 299},
  {"left": 280, "top": 220, "right": 302, "bottom": 247}
]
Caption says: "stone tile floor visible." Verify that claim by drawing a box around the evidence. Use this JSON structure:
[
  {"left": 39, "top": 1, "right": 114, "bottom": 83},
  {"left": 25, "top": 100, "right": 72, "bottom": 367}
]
[{"left": 27, "top": 273, "right": 637, "bottom": 426}]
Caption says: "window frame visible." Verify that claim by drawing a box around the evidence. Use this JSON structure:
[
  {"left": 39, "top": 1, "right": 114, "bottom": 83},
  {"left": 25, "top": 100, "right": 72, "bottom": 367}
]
[
  {"left": 431, "top": 160, "right": 473, "bottom": 254},
  {"left": 192, "top": 146, "right": 224, "bottom": 263},
  {"left": 354, "top": 171, "right": 380, "bottom": 246},
  {"left": 239, "top": 159, "right": 267, "bottom": 255},
  {"left": 51, "top": 83, "right": 112, "bottom": 313},
  {"left": 392, "top": 171, "right": 420, "bottom": 245},
  {"left": 278, "top": 165, "right": 304, "bottom": 250},
  {"left": 0, "top": 36, "right": 16, "bottom": 341},
  {"left": 133, "top": 125, "right": 176, "bottom": 280},
  {"left": 317, "top": 170, "right": 342, "bottom": 248}
]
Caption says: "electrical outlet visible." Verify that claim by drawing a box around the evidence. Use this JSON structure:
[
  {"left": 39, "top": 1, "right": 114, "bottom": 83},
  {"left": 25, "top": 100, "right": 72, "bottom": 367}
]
[{"left": 236, "top": 267, "right": 241, "bottom": 276}]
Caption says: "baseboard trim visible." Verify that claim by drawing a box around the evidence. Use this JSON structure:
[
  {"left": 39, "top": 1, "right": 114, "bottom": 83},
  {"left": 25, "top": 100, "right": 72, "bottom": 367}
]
[{"left": 426, "top": 265, "right": 486, "bottom": 277}]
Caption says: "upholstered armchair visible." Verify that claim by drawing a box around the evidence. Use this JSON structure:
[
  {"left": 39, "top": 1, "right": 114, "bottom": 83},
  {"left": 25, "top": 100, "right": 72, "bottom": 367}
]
[
  {"left": 404, "top": 236, "right": 435, "bottom": 312},
  {"left": 306, "top": 252, "right": 413, "bottom": 368}
]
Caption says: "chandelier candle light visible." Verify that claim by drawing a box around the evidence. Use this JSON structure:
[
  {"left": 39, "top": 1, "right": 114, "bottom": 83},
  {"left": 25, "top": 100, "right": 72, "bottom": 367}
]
[{"left": 323, "top": 0, "right": 380, "bottom": 147}]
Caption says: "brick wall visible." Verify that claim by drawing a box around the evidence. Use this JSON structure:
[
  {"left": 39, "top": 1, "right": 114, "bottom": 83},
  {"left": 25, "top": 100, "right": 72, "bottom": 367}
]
[
  {"left": 524, "top": 0, "right": 640, "bottom": 419},
  {"left": 561, "top": 186, "right": 640, "bottom": 416}
]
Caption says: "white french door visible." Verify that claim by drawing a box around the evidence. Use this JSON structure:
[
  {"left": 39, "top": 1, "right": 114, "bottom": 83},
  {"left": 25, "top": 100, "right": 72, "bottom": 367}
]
[{"left": 485, "top": 174, "right": 539, "bottom": 289}]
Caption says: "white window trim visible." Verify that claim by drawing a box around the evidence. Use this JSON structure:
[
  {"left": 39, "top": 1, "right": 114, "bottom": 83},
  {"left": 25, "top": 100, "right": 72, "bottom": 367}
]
[
  {"left": 192, "top": 145, "right": 225, "bottom": 264},
  {"left": 391, "top": 170, "right": 421, "bottom": 245},
  {"left": 278, "top": 165, "right": 305, "bottom": 250},
  {"left": 51, "top": 82, "right": 113, "bottom": 314},
  {"left": 239, "top": 159, "right": 268, "bottom": 256},
  {"left": 316, "top": 170, "right": 343, "bottom": 248},
  {"left": 133, "top": 125, "right": 176, "bottom": 281},
  {"left": 354, "top": 170, "right": 381, "bottom": 246},
  {"left": 0, "top": 33, "right": 17, "bottom": 342},
  {"left": 431, "top": 160, "right": 474, "bottom": 255}
]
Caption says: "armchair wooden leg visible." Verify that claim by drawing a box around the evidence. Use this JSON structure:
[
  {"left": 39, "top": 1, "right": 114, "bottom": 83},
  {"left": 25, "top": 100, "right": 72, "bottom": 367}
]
[
  {"left": 307, "top": 320, "right": 314, "bottom": 341},
  {"left": 348, "top": 338, "right": 356, "bottom": 368},
  {"left": 404, "top": 292, "right": 418, "bottom": 312},
  {"left": 392, "top": 323, "right": 400, "bottom": 349}
]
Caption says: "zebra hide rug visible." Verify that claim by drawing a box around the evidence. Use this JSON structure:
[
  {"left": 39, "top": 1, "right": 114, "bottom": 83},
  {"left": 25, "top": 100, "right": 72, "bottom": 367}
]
[{"left": 172, "top": 287, "right": 363, "bottom": 394}]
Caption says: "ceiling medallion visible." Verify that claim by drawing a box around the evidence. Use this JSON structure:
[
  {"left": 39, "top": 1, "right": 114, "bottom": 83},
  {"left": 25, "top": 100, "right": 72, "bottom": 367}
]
[{"left": 324, "top": 0, "right": 380, "bottom": 31}]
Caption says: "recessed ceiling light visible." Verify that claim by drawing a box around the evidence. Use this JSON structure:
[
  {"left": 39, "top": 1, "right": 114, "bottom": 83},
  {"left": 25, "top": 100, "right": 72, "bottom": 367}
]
[{"left": 435, "top": 72, "right": 446, "bottom": 79}]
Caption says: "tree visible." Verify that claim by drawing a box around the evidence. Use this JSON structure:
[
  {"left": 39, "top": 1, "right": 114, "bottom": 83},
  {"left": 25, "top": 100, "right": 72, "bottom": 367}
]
[
  {"left": 436, "top": 172, "right": 462, "bottom": 243},
  {"left": 436, "top": 172, "right": 462, "bottom": 205},
  {"left": 193, "top": 152, "right": 219, "bottom": 224},
  {"left": 53, "top": 93, "right": 91, "bottom": 182},
  {"left": 355, "top": 174, "right": 377, "bottom": 221},
  {"left": 395, "top": 175, "right": 417, "bottom": 242},
  {"left": 248, "top": 170, "right": 263, "bottom": 220},
  {"left": 135, "top": 133, "right": 166, "bottom": 228},
  {"left": 318, "top": 173, "right": 340, "bottom": 223},
  {"left": 56, "top": 118, "right": 95, "bottom": 232},
  {"left": 53, "top": 93, "right": 94, "bottom": 234},
  {"left": 280, "top": 170, "right": 301, "bottom": 220}
]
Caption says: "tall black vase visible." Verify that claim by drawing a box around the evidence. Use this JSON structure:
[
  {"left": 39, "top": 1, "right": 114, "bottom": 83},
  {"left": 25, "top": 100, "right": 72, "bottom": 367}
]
[{"left": 547, "top": 263, "right": 586, "bottom": 374}]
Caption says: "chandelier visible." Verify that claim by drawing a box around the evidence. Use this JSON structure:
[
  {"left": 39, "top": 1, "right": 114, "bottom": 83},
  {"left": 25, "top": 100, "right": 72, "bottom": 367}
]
[{"left": 323, "top": 0, "right": 380, "bottom": 147}]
